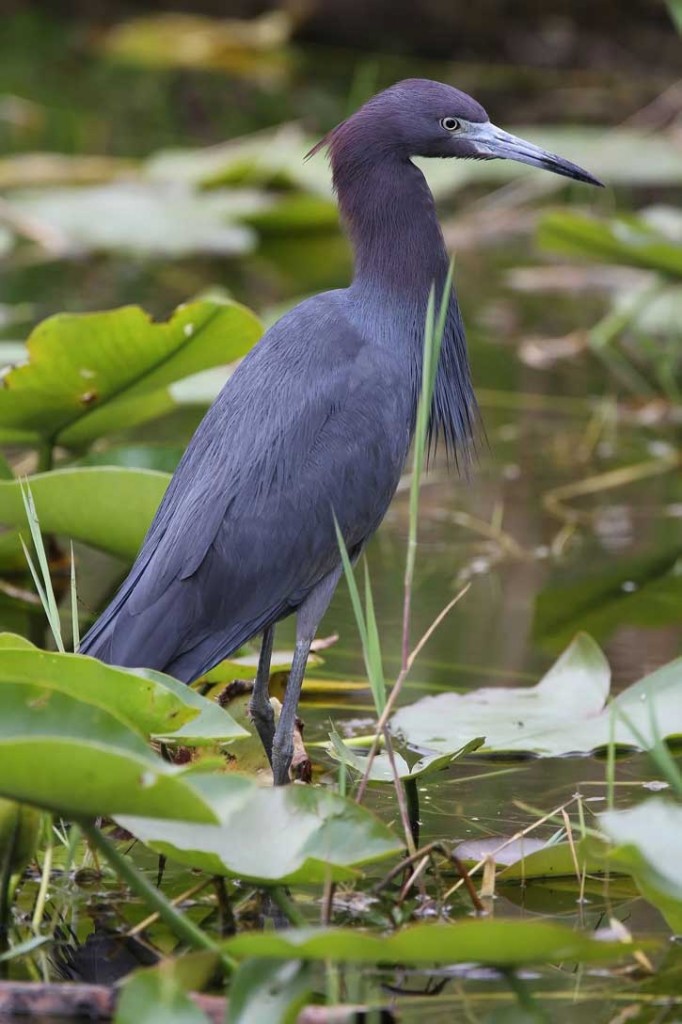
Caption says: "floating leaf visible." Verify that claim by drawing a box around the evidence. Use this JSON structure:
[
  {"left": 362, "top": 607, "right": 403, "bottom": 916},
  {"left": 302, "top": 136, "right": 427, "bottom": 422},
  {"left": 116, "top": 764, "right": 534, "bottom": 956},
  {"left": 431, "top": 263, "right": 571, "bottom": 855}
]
[
  {"left": 0, "top": 632, "right": 36, "bottom": 651},
  {"left": 0, "top": 682, "right": 217, "bottom": 822},
  {"left": 0, "top": 647, "right": 247, "bottom": 743},
  {"left": 115, "top": 959, "right": 213, "bottom": 1024},
  {"left": 5, "top": 183, "right": 263, "bottom": 258},
  {"left": 328, "top": 729, "right": 482, "bottom": 784},
  {"left": 599, "top": 798, "right": 682, "bottom": 931},
  {"left": 222, "top": 920, "right": 637, "bottom": 966},
  {"left": 228, "top": 959, "right": 313, "bottom": 1024},
  {"left": 392, "top": 633, "right": 682, "bottom": 756},
  {"left": 0, "top": 297, "right": 261, "bottom": 445},
  {"left": 118, "top": 775, "right": 401, "bottom": 883},
  {"left": 0, "top": 468, "right": 169, "bottom": 560},
  {"left": 138, "top": 667, "right": 248, "bottom": 743}
]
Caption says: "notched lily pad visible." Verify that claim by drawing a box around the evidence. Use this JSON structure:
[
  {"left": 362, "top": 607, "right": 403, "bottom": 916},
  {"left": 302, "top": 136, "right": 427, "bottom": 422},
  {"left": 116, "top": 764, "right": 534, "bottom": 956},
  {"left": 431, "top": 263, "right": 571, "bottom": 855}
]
[
  {"left": 392, "top": 633, "right": 682, "bottom": 757},
  {"left": 599, "top": 798, "right": 682, "bottom": 931},
  {"left": 0, "top": 297, "right": 262, "bottom": 445},
  {"left": 117, "top": 774, "right": 401, "bottom": 884}
]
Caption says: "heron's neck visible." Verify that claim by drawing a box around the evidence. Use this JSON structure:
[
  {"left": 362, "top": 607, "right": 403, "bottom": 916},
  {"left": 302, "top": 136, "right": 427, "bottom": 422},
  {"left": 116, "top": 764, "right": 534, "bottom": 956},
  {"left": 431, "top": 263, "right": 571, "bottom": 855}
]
[
  {"left": 334, "top": 152, "right": 449, "bottom": 300},
  {"left": 332, "top": 145, "right": 479, "bottom": 459}
]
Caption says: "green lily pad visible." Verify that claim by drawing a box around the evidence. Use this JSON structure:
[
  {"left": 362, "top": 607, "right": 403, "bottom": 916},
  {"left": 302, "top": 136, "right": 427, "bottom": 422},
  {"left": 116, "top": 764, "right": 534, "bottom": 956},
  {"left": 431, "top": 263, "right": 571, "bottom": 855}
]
[
  {"left": 0, "top": 647, "right": 246, "bottom": 743},
  {"left": 117, "top": 773, "right": 401, "bottom": 883},
  {"left": 327, "top": 729, "right": 483, "bottom": 783},
  {"left": 392, "top": 633, "right": 682, "bottom": 756},
  {"left": 0, "top": 297, "right": 261, "bottom": 446},
  {"left": 116, "top": 956, "right": 218, "bottom": 1024},
  {"left": 228, "top": 959, "right": 313, "bottom": 1024},
  {"left": 5, "top": 183, "right": 264, "bottom": 258},
  {"left": 222, "top": 919, "right": 638, "bottom": 967},
  {"left": 0, "top": 467, "right": 169, "bottom": 560},
  {"left": 0, "top": 682, "right": 217, "bottom": 822},
  {"left": 599, "top": 798, "right": 682, "bottom": 931}
]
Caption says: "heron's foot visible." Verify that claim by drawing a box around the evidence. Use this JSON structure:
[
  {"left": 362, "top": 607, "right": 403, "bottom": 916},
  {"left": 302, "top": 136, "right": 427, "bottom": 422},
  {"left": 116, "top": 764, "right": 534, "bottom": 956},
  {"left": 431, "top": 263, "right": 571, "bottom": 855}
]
[
  {"left": 248, "top": 693, "right": 276, "bottom": 766},
  {"left": 271, "top": 731, "right": 294, "bottom": 786}
]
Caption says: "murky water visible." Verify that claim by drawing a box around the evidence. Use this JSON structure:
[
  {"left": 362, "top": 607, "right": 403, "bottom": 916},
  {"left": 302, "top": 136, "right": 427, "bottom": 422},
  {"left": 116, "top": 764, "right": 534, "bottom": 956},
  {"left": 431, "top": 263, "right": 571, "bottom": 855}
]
[{"left": 1, "top": 12, "right": 681, "bottom": 1019}]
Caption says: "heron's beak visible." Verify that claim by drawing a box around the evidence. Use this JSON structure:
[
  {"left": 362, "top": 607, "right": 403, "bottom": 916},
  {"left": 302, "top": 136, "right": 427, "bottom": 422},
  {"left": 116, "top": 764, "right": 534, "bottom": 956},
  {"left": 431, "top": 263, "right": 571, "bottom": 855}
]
[{"left": 470, "top": 123, "right": 603, "bottom": 187}]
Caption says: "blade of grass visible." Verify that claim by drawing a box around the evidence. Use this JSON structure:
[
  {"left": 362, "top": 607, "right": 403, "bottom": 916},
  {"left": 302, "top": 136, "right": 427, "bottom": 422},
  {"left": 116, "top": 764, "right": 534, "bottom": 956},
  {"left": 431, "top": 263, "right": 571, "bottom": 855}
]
[
  {"left": 69, "top": 543, "right": 79, "bottom": 654},
  {"left": 19, "top": 481, "right": 64, "bottom": 652},
  {"left": 333, "top": 517, "right": 385, "bottom": 711},
  {"left": 402, "top": 262, "right": 453, "bottom": 667},
  {"left": 363, "top": 561, "right": 386, "bottom": 714}
]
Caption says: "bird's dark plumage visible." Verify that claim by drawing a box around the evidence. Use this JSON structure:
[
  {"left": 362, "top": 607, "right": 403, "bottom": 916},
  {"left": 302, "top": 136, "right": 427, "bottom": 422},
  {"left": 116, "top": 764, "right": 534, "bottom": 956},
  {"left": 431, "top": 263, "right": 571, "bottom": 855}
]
[
  {"left": 80, "top": 80, "right": 599, "bottom": 780},
  {"left": 83, "top": 293, "right": 412, "bottom": 677}
]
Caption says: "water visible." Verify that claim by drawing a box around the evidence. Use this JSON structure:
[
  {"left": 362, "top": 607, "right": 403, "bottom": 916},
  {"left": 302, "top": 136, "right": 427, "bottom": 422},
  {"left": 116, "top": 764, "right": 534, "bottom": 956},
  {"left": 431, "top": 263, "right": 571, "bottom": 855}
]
[{"left": 1, "top": 11, "right": 681, "bottom": 1019}]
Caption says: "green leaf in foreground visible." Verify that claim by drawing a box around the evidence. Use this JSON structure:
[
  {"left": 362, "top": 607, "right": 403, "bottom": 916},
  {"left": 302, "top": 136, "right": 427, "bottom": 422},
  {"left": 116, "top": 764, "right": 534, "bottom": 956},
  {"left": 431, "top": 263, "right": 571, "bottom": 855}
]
[
  {"left": 115, "top": 962, "right": 212, "bottom": 1024},
  {"left": 0, "top": 682, "right": 217, "bottom": 822},
  {"left": 228, "top": 959, "right": 313, "bottom": 1024},
  {"left": 222, "top": 920, "right": 637, "bottom": 966},
  {"left": 0, "top": 646, "right": 246, "bottom": 743},
  {"left": 0, "top": 467, "right": 169, "bottom": 560},
  {"left": 599, "top": 798, "right": 682, "bottom": 931},
  {"left": 392, "top": 632, "right": 682, "bottom": 756},
  {"left": 117, "top": 775, "right": 401, "bottom": 884},
  {"left": 0, "top": 297, "right": 261, "bottom": 445}
]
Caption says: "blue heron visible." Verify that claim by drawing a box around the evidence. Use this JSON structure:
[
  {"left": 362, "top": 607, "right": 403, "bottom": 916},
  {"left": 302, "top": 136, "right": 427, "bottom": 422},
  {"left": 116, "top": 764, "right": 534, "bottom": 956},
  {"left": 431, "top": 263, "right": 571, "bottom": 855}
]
[{"left": 80, "top": 79, "right": 600, "bottom": 784}]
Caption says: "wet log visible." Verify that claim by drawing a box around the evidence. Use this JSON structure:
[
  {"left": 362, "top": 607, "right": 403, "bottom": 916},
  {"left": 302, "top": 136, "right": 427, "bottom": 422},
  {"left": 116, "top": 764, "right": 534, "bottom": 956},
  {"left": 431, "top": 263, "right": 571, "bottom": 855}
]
[{"left": 0, "top": 980, "right": 368, "bottom": 1021}]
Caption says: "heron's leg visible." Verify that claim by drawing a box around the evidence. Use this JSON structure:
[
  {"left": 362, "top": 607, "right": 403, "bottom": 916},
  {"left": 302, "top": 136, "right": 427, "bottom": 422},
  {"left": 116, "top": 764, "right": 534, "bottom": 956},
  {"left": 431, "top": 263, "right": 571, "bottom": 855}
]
[
  {"left": 248, "top": 624, "right": 276, "bottom": 763},
  {"left": 271, "top": 568, "right": 342, "bottom": 786}
]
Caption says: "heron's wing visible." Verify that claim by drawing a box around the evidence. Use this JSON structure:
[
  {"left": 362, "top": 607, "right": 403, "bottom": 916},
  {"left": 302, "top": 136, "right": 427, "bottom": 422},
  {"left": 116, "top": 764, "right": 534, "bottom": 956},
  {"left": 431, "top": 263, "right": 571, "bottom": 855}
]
[{"left": 80, "top": 295, "right": 411, "bottom": 676}]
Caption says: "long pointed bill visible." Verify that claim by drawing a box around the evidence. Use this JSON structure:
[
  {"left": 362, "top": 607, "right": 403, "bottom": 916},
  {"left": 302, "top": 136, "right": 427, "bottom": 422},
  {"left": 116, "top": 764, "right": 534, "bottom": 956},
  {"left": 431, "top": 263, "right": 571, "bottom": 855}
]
[{"left": 469, "top": 122, "right": 603, "bottom": 187}]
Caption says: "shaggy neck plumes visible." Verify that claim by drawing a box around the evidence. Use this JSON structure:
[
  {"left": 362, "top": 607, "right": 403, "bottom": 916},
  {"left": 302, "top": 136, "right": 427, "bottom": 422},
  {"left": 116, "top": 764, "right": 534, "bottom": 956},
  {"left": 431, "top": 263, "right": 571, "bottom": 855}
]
[{"left": 328, "top": 121, "right": 479, "bottom": 461}]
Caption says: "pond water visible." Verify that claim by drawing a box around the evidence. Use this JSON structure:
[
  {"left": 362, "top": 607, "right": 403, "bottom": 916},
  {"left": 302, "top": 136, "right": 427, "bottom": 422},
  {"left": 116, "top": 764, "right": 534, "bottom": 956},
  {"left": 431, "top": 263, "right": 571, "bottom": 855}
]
[{"left": 1, "top": 11, "right": 681, "bottom": 1021}]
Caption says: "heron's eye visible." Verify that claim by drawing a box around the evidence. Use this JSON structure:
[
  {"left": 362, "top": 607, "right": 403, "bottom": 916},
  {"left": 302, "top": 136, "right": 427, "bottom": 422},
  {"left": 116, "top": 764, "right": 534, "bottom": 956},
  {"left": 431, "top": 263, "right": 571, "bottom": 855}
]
[{"left": 440, "top": 117, "right": 462, "bottom": 132}]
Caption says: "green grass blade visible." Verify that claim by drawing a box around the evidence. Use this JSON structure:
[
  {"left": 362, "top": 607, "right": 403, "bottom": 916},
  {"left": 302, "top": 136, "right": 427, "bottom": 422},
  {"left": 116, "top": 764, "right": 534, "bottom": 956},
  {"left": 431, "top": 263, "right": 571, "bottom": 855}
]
[
  {"left": 19, "top": 481, "right": 64, "bottom": 652},
  {"left": 333, "top": 517, "right": 386, "bottom": 711},
  {"left": 363, "top": 560, "right": 386, "bottom": 714},
  {"left": 70, "top": 542, "right": 80, "bottom": 654}
]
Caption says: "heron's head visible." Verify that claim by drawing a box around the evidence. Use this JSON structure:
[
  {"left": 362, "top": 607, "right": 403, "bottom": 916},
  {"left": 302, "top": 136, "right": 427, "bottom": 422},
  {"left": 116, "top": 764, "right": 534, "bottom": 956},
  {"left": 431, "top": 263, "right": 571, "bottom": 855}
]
[{"left": 314, "top": 79, "right": 602, "bottom": 188}]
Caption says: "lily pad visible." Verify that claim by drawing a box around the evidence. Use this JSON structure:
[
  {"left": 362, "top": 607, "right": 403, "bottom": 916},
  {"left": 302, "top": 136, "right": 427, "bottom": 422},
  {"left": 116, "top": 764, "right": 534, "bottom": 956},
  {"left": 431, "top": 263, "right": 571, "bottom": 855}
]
[
  {"left": 117, "top": 774, "right": 401, "bottom": 884},
  {"left": 0, "top": 682, "right": 217, "bottom": 822},
  {"left": 0, "top": 468, "right": 169, "bottom": 560},
  {"left": 0, "top": 646, "right": 247, "bottom": 743},
  {"left": 599, "top": 798, "right": 682, "bottom": 931},
  {"left": 392, "top": 633, "right": 682, "bottom": 756},
  {"left": 0, "top": 297, "right": 261, "bottom": 446},
  {"left": 222, "top": 919, "right": 637, "bottom": 967},
  {"left": 328, "top": 730, "right": 483, "bottom": 783},
  {"left": 5, "top": 183, "right": 264, "bottom": 258}
]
